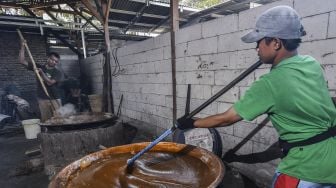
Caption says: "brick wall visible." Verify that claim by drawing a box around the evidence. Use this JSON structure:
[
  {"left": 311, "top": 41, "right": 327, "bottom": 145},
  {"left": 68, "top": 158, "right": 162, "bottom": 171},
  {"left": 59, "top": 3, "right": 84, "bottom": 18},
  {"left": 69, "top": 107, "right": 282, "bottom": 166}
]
[
  {"left": 0, "top": 31, "right": 47, "bottom": 112},
  {"left": 82, "top": 0, "right": 336, "bottom": 186},
  {"left": 0, "top": 32, "right": 81, "bottom": 114}
]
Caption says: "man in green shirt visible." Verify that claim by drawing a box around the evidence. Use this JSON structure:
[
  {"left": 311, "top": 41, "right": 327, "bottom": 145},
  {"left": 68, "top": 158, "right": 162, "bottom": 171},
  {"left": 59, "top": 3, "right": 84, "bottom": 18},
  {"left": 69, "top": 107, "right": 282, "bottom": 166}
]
[{"left": 177, "top": 6, "right": 336, "bottom": 187}]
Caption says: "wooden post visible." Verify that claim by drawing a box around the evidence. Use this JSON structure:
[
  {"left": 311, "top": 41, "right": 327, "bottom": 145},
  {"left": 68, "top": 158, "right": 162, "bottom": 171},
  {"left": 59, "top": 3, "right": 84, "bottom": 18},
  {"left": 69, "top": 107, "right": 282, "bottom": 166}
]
[
  {"left": 170, "top": 0, "right": 179, "bottom": 122},
  {"left": 80, "top": 0, "right": 114, "bottom": 113},
  {"left": 103, "top": 0, "right": 113, "bottom": 113}
]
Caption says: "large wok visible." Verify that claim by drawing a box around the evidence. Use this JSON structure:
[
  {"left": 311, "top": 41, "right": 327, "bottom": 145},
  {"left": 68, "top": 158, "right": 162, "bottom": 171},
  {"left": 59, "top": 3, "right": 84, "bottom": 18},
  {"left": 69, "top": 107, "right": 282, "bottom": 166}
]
[
  {"left": 39, "top": 112, "right": 118, "bottom": 131},
  {"left": 49, "top": 142, "right": 225, "bottom": 188}
]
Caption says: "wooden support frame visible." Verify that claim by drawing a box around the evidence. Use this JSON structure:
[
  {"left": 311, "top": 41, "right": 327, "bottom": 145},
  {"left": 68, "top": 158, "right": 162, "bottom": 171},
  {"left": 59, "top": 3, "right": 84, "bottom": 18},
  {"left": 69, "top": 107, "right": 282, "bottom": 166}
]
[
  {"left": 48, "top": 30, "right": 82, "bottom": 57},
  {"left": 0, "top": 0, "right": 79, "bottom": 8},
  {"left": 80, "top": 0, "right": 104, "bottom": 23},
  {"left": 21, "top": 5, "right": 82, "bottom": 57},
  {"left": 102, "top": 0, "right": 114, "bottom": 113},
  {"left": 170, "top": 0, "right": 179, "bottom": 122},
  {"left": 123, "top": 3, "right": 149, "bottom": 33},
  {"left": 80, "top": 0, "right": 114, "bottom": 113},
  {"left": 44, "top": 10, "right": 64, "bottom": 26},
  {"left": 93, "top": 0, "right": 106, "bottom": 22},
  {"left": 67, "top": 3, "right": 103, "bottom": 34}
]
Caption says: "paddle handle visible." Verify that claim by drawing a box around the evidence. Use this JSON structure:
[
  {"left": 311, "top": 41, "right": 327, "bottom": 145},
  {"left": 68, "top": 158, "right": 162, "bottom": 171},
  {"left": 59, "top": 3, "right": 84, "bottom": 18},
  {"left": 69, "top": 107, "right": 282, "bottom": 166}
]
[{"left": 127, "top": 127, "right": 175, "bottom": 166}]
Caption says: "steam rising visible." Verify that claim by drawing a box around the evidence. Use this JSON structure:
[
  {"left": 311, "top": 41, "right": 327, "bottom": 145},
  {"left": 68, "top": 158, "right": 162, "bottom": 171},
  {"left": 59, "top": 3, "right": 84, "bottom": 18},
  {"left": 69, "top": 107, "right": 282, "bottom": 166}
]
[{"left": 56, "top": 103, "right": 76, "bottom": 117}]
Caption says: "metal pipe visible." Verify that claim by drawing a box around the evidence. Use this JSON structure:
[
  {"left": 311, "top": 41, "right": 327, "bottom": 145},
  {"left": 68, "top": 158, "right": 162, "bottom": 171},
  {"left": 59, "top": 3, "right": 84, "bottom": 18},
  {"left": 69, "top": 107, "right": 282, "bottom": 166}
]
[
  {"left": 185, "top": 84, "right": 191, "bottom": 115},
  {"left": 126, "top": 60, "right": 262, "bottom": 167},
  {"left": 187, "top": 60, "right": 262, "bottom": 118},
  {"left": 39, "top": 24, "right": 44, "bottom": 35},
  {"left": 0, "top": 21, "right": 89, "bottom": 31},
  {"left": 0, "top": 15, "right": 83, "bottom": 26},
  {"left": 128, "top": 0, "right": 200, "bottom": 12},
  {"left": 81, "top": 29, "right": 87, "bottom": 58}
]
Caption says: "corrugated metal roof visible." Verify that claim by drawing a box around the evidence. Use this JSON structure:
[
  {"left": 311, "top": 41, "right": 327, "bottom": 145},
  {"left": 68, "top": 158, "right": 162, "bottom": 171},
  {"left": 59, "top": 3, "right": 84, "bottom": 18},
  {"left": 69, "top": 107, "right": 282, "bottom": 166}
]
[{"left": 0, "top": 0, "right": 280, "bottom": 56}]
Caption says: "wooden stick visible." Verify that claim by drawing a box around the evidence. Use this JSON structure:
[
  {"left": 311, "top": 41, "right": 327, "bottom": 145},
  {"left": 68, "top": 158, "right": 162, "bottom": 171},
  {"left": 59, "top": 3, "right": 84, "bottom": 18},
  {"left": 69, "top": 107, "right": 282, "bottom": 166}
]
[{"left": 17, "top": 29, "right": 57, "bottom": 112}]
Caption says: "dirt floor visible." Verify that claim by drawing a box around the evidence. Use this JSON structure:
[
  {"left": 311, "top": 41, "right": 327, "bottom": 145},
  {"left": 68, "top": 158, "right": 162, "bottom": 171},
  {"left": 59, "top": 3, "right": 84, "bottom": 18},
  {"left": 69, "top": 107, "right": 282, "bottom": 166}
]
[{"left": 0, "top": 123, "right": 258, "bottom": 188}]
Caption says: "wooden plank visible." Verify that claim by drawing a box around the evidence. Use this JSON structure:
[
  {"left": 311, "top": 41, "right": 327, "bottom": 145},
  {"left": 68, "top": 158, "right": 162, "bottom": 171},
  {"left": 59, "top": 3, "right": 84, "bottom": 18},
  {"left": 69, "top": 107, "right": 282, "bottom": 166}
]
[
  {"left": 102, "top": 0, "right": 114, "bottom": 113},
  {"left": 80, "top": 0, "right": 104, "bottom": 23},
  {"left": 25, "top": 148, "right": 41, "bottom": 157},
  {"left": 68, "top": 3, "right": 103, "bottom": 34},
  {"left": 0, "top": 0, "right": 79, "bottom": 9}
]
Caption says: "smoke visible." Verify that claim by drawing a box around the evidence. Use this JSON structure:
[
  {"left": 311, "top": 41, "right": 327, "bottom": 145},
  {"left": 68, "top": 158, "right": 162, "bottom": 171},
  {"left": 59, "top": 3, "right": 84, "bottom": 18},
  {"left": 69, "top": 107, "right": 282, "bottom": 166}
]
[{"left": 56, "top": 103, "right": 76, "bottom": 117}]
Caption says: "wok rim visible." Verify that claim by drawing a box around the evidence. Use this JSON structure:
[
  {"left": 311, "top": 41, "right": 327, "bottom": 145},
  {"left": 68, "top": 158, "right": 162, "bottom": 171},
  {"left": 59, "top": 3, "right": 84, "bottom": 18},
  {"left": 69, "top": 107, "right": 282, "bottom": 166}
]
[{"left": 49, "top": 142, "right": 225, "bottom": 188}]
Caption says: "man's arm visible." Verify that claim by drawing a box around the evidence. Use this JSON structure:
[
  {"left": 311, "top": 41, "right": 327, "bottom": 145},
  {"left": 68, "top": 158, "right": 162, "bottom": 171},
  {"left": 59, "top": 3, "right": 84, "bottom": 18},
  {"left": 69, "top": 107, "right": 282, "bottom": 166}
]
[
  {"left": 19, "top": 40, "right": 28, "bottom": 67},
  {"left": 194, "top": 107, "right": 242, "bottom": 128},
  {"left": 38, "top": 69, "right": 57, "bottom": 86}
]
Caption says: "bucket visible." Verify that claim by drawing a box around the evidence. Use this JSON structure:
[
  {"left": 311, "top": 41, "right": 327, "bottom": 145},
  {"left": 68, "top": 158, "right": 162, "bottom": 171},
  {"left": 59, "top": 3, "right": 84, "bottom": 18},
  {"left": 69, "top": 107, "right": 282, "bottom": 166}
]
[
  {"left": 49, "top": 142, "right": 225, "bottom": 188},
  {"left": 88, "top": 94, "right": 102, "bottom": 112},
  {"left": 22, "top": 119, "right": 41, "bottom": 139},
  {"left": 173, "top": 128, "right": 222, "bottom": 157}
]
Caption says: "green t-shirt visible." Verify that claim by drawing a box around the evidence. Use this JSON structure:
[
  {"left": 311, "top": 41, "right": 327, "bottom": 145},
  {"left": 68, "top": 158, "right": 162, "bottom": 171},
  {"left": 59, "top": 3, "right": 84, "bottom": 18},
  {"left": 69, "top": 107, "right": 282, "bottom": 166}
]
[{"left": 233, "top": 55, "right": 336, "bottom": 183}]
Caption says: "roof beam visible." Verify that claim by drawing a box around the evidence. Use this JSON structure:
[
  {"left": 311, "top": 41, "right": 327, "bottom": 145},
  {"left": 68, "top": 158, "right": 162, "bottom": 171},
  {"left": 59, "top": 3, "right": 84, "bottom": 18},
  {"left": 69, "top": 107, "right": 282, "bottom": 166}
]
[
  {"left": 122, "top": 2, "right": 149, "bottom": 33},
  {"left": 109, "top": 8, "right": 187, "bottom": 22},
  {"left": 80, "top": 0, "right": 103, "bottom": 23},
  {"left": 82, "top": 15, "right": 95, "bottom": 28},
  {"left": 48, "top": 30, "right": 82, "bottom": 56},
  {"left": 21, "top": 6, "right": 82, "bottom": 57},
  {"left": 93, "top": 0, "right": 105, "bottom": 22},
  {"left": 39, "top": 7, "right": 75, "bottom": 15},
  {"left": 129, "top": 0, "right": 199, "bottom": 12},
  {"left": 68, "top": 3, "right": 103, "bottom": 34},
  {"left": 44, "top": 10, "right": 64, "bottom": 27},
  {"left": 110, "top": 8, "right": 166, "bottom": 19},
  {"left": 148, "top": 16, "right": 169, "bottom": 33},
  {"left": 0, "top": 0, "right": 80, "bottom": 9},
  {"left": 109, "top": 19, "right": 169, "bottom": 28},
  {"left": 0, "top": 2, "right": 20, "bottom": 8}
]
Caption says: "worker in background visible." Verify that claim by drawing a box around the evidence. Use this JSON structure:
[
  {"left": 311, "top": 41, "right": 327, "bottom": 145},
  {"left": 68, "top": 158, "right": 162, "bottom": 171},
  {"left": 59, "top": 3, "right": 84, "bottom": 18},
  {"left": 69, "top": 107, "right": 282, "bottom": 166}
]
[
  {"left": 64, "top": 78, "right": 91, "bottom": 113},
  {"left": 19, "top": 40, "right": 62, "bottom": 122},
  {"left": 177, "top": 6, "right": 336, "bottom": 187}
]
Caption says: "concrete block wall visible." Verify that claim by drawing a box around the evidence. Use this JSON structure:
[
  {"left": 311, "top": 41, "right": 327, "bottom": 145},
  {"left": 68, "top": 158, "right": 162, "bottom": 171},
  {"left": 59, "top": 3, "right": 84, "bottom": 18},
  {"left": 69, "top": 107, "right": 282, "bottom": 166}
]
[{"left": 82, "top": 0, "right": 336, "bottom": 186}]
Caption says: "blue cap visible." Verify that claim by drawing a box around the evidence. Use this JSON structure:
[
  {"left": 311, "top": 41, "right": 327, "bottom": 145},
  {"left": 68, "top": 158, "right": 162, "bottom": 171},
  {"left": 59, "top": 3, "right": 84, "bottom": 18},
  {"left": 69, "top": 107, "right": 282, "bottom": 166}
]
[{"left": 241, "top": 6, "right": 306, "bottom": 43}]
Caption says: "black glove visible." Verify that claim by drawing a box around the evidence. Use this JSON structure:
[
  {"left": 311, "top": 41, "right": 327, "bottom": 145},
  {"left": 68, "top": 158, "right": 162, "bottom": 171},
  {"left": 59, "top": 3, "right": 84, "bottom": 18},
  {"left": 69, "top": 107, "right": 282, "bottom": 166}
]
[
  {"left": 222, "top": 150, "right": 238, "bottom": 163},
  {"left": 176, "top": 115, "right": 195, "bottom": 130}
]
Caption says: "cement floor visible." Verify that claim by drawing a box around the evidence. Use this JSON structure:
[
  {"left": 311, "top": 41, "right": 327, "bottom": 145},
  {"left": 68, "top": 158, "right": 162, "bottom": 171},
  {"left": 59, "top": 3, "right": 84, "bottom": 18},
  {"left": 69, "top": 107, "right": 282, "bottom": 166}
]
[
  {"left": 0, "top": 124, "right": 258, "bottom": 188},
  {"left": 0, "top": 133, "right": 49, "bottom": 188}
]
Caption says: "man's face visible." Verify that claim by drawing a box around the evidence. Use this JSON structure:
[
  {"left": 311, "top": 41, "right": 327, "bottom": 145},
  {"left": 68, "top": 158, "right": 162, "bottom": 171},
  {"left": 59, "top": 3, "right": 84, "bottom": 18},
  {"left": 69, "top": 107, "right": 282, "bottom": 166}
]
[
  {"left": 256, "top": 38, "right": 277, "bottom": 65},
  {"left": 47, "top": 55, "right": 59, "bottom": 67}
]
